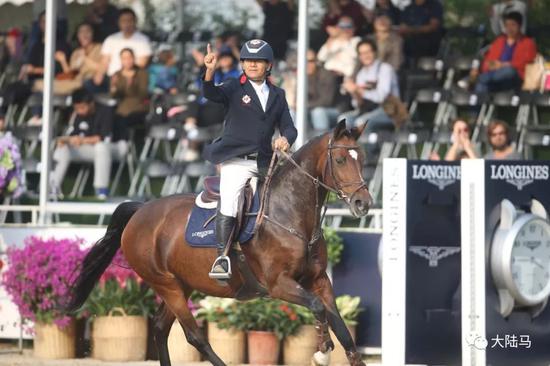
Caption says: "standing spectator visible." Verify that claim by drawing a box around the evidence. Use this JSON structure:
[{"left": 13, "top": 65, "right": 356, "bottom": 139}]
[
  {"left": 369, "top": 0, "right": 401, "bottom": 25},
  {"left": 317, "top": 16, "right": 361, "bottom": 77},
  {"left": 489, "top": 0, "right": 528, "bottom": 36},
  {"left": 323, "top": 0, "right": 369, "bottom": 36},
  {"left": 339, "top": 39, "right": 400, "bottom": 138},
  {"left": 474, "top": 12, "right": 536, "bottom": 94},
  {"left": 93, "top": 8, "right": 152, "bottom": 92},
  {"left": 256, "top": 0, "right": 295, "bottom": 61},
  {"left": 148, "top": 45, "right": 179, "bottom": 94},
  {"left": 110, "top": 48, "right": 148, "bottom": 142},
  {"left": 369, "top": 14, "right": 403, "bottom": 71},
  {"left": 307, "top": 49, "right": 340, "bottom": 133},
  {"left": 85, "top": 0, "right": 120, "bottom": 42},
  {"left": 399, "top": 0, "right": 444, "bottom": 63},
  {"left": 484, "top": 120, "right": 522, "bottom": 159},
  {"left": 51, "top": 88, "right": 127, "bottom": 199},
  {"left": 25, "top": 0, "right": 68, "bottom": 62}
]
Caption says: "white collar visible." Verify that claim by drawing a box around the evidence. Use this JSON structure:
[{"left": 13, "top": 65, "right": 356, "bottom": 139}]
[{"left": 249, "top": 79, "right": 269, "bottom": 93}]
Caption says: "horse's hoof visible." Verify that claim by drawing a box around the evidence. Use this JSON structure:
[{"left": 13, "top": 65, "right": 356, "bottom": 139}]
[{"left": 311, "top": 351, "right": 330, "bottom": 366}]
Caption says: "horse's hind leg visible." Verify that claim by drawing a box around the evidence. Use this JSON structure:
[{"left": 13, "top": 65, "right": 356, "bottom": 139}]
[
  {"left": 152, "top": 302, "right": 176, "bottom": 366},
  {"left": 310, "top": 273, "right": 364, "bottom": 366},
  {"left": 153, "top": 280, "right": 226, "bottom": 366}
]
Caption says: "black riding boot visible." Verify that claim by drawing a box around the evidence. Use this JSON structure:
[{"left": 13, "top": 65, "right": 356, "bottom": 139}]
[{"left": 209, "top": 213, "right": 236, "bottom": 279}]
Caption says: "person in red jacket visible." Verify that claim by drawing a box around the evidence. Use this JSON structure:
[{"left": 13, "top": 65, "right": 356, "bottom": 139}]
[{"left": 474, "top": 11, "right": 536, "bottom": 94}]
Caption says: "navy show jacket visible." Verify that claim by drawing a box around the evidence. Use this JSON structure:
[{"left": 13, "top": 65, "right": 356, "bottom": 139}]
[{"left": 201, "top": 75, "right": 298, "bottom": 169}]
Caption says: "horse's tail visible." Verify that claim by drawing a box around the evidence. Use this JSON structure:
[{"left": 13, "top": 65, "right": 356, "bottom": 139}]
[{"left": 66, "top": 201, "right": 143, "bottom": 313}]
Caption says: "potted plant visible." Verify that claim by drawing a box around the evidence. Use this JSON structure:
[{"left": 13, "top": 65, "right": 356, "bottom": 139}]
[
  {"left": 80, "top": 250, "right": 157, "bottom": 362},
  {"left": 330, "top": 295, "right": 363, "bottom": 365},
  {"left": 196, "top": 296, "right": 245, "bottom": 364},
  {"left": 238, "top": 298, "right": 305, "bottom": 365},
  {"left": 282, "top": 303, "right": 317, "bottom": 365},
  {"left": 324, "top": 227, "right": 344, "bottom": 266},
  {"left": 2, "top": 236, "right": 85, "bottom": 359},
  {"left": 0, "top": 132, "right": 23, "bottom": 203}
]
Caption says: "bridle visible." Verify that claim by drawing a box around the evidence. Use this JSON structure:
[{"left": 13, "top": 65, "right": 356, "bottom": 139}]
[{"left": 257, "top": 136, "right": 369, "bottom": 258}]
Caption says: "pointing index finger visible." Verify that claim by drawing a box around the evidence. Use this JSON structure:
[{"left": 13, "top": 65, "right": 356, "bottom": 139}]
[{"left": 207, "top": 43, "right": 211, "bottom": 55}]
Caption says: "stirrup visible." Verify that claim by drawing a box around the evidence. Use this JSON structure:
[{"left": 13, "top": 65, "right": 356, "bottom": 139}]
[{"left": 208, "top": 255, "right": 232, "bottom": 280}]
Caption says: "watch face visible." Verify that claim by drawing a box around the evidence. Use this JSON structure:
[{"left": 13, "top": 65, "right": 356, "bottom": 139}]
[{"left": 511, "top": 219, "right": 550, "bottom": 299}]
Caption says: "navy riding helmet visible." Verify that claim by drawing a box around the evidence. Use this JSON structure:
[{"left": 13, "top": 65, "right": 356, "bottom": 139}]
[{"left": 239, "top": 39, "right": 274, "bottom": 63}]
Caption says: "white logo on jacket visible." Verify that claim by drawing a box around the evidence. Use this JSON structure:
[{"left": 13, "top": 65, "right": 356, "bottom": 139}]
[{"left": 242, "top": 94, "right": 251, "bottom": 104}]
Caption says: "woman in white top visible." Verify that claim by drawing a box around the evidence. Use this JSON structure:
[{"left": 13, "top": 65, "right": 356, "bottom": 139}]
[{"left": 339, "top": 38, "right": 399, "bottom": 134}]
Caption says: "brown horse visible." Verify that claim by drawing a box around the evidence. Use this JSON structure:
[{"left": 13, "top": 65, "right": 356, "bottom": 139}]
[{"left": 67, "top": 120, "right": 372, "bottom": 366}]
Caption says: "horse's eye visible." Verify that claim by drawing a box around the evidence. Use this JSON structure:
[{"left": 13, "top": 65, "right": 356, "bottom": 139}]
[{"left": 336, "top": 156, "right": 346, "bottom": 165}]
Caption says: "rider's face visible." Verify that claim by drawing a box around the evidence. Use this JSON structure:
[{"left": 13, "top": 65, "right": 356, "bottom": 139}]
[{"left": 242, "top": 59, "right": 270, "bottom": 82}]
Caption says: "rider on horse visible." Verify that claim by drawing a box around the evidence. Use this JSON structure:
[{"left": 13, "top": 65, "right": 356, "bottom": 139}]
[{"left": 202, "top": 39, "right": 298, "bottom": 279}]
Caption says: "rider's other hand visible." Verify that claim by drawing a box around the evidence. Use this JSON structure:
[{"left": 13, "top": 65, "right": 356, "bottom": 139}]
[{"left": 273, "top": 136, "right": 290, "bottom": 152}]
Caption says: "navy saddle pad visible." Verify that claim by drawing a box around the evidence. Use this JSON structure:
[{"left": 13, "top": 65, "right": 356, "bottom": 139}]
[{"left": 185, "top": 190, "right": 260, "bottom": 248}]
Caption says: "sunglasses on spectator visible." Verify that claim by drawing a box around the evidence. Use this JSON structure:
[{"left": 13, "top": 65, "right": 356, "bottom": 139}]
[{"left": 338, "top": 23, "right": 354, "bottom": 29}]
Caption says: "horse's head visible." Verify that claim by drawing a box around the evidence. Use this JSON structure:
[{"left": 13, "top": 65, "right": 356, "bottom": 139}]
[{"left": 324, "top": 119, "right": 373, "bottom": 217}]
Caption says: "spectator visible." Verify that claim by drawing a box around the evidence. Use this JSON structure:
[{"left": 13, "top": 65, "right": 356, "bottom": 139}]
[
  {"left": 256, "top": 0, "right": 295, "bottom": 61},
  {"left": 34, "top": 22, "right": 101, "bottom": 95},
  {"left": 484, "top": 120, "right": 522, "bottom": 160},
  {"left": 51, "top": 88, "right": 127, "bottom": 199},
  {"left": 148, "top": 45, "right": 179, "bottom": 94},
  {"left": 25, "top": 0, "right": 68, "bottom": 62},
  {"left": 93, "top": 8, "right": 152, "bottom": 92},
  {"left": 431, "top": 119, "right": 478, "bottom": 161},
  {"left": 399, "top": 0, "right": 444, "bottom": 62},
  {"left": 369, "top": 14, "right": 403, "bottom": 71},
  {"left": 474, "top": 12, "right": 536, "bottom": 94},
  {"left": 306, "top": 49, "right": 340, "bottom": 133},
  {"left": 323, "top": 0, "right": 368, "bottom": 36},
  {"left": 339, "top": 39, "right": 400, "bottom": 136},
  {"left": 317, "top": 16, "right": 361, "bottom": 77},
  {"left": 110, "top": 48, "right": 148, "bottom": 142},
  {"left": 489, "top": 0, "right": 528, "bottom": 36},
  {"left": 191, "top": 31, "right": 242, "bottom": 69},
  {"left": 12, "top": 11, "right": 71, "bottom": 125},
  {"left": 85, "top": 0, "right": 120, "bottom": 42},
  {"left": 369, "top": 0, "right": 401, "bottom": 25}
]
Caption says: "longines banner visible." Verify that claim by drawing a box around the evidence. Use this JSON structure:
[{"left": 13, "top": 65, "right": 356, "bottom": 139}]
[
  {"left": 462, "top": 160, "right": 550, "bottom": 366},
  {"left": 383, "top": 160, "right": 461, "bottom": 366}
]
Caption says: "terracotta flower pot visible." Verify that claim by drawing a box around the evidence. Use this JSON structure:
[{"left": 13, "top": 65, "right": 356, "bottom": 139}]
[
  {"left": 283, "top": 324, "right": 317, "bottom": 365},
  {"left": 207, "top": 322, "right": 245, "bottom": 364},
  {"left": 33, "top": 320, "right": 76, "bottom": 359},
  {"left": 329, "top": 324, "right": 356, "bottom": 365},
  {"left": 248, "top": 330, "right": 280, "bottom": 365},
  {"left": 168, "top": 321, "right": 201, "bottom": 362}
]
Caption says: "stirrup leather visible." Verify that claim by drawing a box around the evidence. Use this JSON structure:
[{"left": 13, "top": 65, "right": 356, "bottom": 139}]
[{"left": 208, "top": 255, "right": 232, "bottom": 279}]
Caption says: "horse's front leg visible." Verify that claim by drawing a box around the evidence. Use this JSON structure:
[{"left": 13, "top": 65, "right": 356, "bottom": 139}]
[
  {"left": 268, "top": 273, "right": 364, "bottom": 366},
  {"left": 309, "top": 272, "right": 365, "bottom": 366}
]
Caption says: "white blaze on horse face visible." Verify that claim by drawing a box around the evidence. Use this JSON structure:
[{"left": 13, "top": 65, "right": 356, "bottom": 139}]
[{"left": 349, "top": 149, "right": 358, "bottom": 160}]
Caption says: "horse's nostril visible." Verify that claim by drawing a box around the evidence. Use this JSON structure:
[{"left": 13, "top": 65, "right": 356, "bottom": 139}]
[{"left": 354, "top": 199, "right": 365, "bottom": 211}]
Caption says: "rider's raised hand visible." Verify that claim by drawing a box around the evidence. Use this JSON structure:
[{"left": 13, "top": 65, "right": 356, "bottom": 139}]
[{"left": 204, "top": 43, "right": 217, "bottom": 71}]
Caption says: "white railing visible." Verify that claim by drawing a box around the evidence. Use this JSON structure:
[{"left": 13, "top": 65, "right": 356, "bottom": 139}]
[{"left": 0, "top": 203, "right": 383, "bottom": 230}]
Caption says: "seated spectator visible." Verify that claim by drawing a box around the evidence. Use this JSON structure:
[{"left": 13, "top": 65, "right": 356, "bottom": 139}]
[
  {"left": 369, "top": 14, "right": 403, "bottom": 71},
  {"left": 85, "top": 0, "right": 120, "bottom": 42},
  {"left": 484, "top": 120, "right": 522, "bottom": 160},
  {"left": 0, "top": 28, "right": 24, "bottom": 128},
  {"left": 489, "top": 0, "right": 527, "bottom": 36},
  {"left": 431, "top": 119, "right": 478, "bottom": 161},
  {"left": 1, "top": 11, "right": 71, "bottom": 125},
  {"left": 256, "top": 0, "right": 295, "bottom": 61},
  {"left": 323, "top": 0, "right": 368, "bottom": 36},
  {"left": 51, "top": 88, "right": 127, "bottom": 199},
  {"left": 474, "top": 12, "right": 536, "bottom": 94},
  {"left": 399, "top": 0, "right": 444, "bottom": 63},
  {"left": 92, "top": 8, "right": 152, "bottom": 92},
  {"left": 110, "top": 48, "right": 148, "bottom": 141},
  {"left": 306, "top": 49, "right": 340, "bottom": 132},
  {"left": 34, "top": 22, "right": 101, "bottom": 95},
  {"left": 191, "top": 31, "right": 242, "bottom": 69},
  {"left": 148, "top": 45, "right": 179, "bottom": 94},
  {"left": 339, "top": 39, "right": 400, "bottom": 132},
  {"left": 317, "top": 16, "right": 361, "bottom": 77}
]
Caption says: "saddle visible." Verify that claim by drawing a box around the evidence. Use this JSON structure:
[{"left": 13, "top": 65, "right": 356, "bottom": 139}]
[{"left": 186, "top": 176, "right": 267, "bottom": 299}]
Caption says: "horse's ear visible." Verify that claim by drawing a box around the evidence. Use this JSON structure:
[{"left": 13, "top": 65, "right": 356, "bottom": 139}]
[
  {"left": 333, "top": 119, "right": 347, "bottom": 139},
  {"left": 351, "top": 121, "right": 368, "bottom": 140}
]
